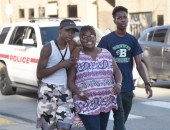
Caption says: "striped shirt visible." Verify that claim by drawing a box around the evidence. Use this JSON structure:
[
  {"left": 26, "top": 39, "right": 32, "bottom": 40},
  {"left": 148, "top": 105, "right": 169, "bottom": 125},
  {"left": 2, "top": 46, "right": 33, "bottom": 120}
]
[{"left": 74, "top": 48, "right": 118, "bottom": 115}]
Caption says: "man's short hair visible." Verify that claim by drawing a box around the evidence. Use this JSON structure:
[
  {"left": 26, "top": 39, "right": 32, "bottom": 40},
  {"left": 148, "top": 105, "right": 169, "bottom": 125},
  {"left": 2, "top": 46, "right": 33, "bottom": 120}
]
[{"left": 112, "top": 6, "right": 128, "bottom": 19}]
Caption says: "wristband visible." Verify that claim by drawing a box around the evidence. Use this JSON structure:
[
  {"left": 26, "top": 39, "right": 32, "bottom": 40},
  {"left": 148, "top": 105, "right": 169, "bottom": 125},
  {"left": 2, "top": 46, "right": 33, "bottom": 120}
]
[
  {"left": 145, "top": 82, "right": 151, "bottom": 87},
  {"left": 79, "top": 92, "right": 85, "bottom": 96},
  {"left": 117, "top": 83, "right": 122, "bottom": 87}
]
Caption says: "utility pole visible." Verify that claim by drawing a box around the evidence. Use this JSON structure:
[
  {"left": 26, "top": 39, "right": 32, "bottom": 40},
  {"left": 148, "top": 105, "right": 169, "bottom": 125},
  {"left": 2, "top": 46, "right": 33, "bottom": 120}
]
[
  {"left": 9, "top": 0, "right": 12, "bottom": 23},
  {"left": 5, "top": 0, "right": 13, "bottom": 23},
  {"left": 96, "top": 0, "right": 99, "bottom": 28}
]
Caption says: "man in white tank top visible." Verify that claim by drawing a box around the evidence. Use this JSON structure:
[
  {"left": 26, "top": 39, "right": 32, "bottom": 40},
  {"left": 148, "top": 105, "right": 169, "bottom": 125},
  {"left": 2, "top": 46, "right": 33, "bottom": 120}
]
[{"left": 36, "top": 19, "right": 79, "bottom": 130}]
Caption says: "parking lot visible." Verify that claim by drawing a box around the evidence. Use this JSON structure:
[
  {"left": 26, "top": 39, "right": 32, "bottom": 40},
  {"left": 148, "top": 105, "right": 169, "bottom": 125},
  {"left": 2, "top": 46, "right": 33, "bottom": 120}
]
[{"left": 0, "top": 80, "right": 170, "bottom": 130}]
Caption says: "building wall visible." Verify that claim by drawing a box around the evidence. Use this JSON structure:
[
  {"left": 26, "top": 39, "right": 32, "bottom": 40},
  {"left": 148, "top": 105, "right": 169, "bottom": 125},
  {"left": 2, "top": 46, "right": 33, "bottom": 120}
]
[
  {"left": 152, "top": 0, "right": 167, "bottom": 25},
  {"left": 1, "top": 0, "right": 49, "bottom": 25},
  {"left": 98, "top": 0, "right": 116, "bottom": 34},
  {"left": 116, "top": 0, "right": 169, "bottom": 26},
  {"left": 0, "top": 0, "right": 98, "bottom": 30},
  {"left": 0, "top": 0, "right": 169, "bottom": 35},
  {"left": 167, "top": 0, "right": 170, "bottom": 25},
  {"left": 116, "top": 0, "right": 169, "bottom": 37}
]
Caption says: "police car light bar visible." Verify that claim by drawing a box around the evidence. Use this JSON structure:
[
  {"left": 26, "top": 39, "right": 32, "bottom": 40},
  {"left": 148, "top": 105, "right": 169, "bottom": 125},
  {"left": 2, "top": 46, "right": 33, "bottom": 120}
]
[{"left": 29, "top": 17, "right": 81, "bottom": 22}]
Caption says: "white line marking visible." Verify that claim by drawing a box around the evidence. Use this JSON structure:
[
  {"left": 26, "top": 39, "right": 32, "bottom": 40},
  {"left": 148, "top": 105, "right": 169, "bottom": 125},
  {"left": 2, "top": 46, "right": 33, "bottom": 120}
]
[
  {"left": 109, "top": 110, "right": 144, "bottom": 120},
  {"left": 141, "top": 101, "right": 170, "bottom": 109},
  {"left": 128, "top": 114, "right": 145, "bottom": 119}
]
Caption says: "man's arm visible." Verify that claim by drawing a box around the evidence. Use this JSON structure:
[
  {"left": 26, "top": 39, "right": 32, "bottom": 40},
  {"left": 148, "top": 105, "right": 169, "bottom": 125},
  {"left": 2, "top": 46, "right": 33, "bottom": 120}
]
[
  {"left": 134, "top": 55, "right": 153, "bottom": 98},
  {"left": 36, "top": 44, "right": 74, "bottom": 79},
  {"left": 69, "top": 40, "right": 82, "bottom": 59},
  {"left": 69, "top": 40, "right": 78, "bottom": 52}
]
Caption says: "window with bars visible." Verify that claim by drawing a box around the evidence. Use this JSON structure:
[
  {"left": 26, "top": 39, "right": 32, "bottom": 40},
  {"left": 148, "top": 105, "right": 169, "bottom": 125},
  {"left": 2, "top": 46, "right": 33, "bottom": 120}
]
[{"left": 19, "top": 9, "right": 25, "bottom": 18}]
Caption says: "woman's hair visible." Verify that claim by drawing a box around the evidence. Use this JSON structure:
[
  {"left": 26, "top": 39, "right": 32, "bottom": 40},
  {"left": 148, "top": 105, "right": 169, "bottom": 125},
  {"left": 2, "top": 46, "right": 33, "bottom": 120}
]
[
  {"left": 79, "top": 25, "right": 96, "bottom": 37},
  {"left": 112, "top": 6, "right": 128, "bottom": 19}
]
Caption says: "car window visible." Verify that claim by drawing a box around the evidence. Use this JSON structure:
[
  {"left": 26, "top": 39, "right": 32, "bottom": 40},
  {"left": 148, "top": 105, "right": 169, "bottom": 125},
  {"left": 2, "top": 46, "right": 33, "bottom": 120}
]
[
  {"left": 9, "top": 26, "right": 27, "bottom": 46},
  {"left": 40, "top": 26, "right": 81, "bottom": 45},
  {"left": 148, "top": 31, "right": 154, "bottom": 41},
  {"left": 74, "top": 26, "right": 81, "bottom": 37},
  {"left": 40, "top": 27, "right": 59, "bottom": 45},
  {"left": 40, "top": 26, "right": 103, "bottom": 46},
  {"left": 25, "top": 27, "right": 37, "bottom": 43},
  {"left": 0, "top": 27, "right": 11, "bottom": 43},
  {"left": 139, "top": 34, "right": 147, "bottom": 41},
  {"left": 168, "top": 32, "right": 170, "bottom": 44},
  {"left": 152, "top": 29, "right": 167, "bottom": 43}
]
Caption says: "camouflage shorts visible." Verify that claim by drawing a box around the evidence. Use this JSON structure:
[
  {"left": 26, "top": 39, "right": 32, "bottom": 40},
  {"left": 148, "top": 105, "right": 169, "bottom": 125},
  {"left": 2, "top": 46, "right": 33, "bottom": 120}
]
[{"left": 36, "top": 82, "right": 75, "bottom": 130}]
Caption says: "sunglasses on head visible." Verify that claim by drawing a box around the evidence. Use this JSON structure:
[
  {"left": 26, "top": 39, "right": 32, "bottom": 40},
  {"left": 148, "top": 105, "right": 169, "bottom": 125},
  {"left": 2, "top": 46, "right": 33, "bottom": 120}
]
[{"left": 81, "top": 34, "right": 95, "bottom": 40}]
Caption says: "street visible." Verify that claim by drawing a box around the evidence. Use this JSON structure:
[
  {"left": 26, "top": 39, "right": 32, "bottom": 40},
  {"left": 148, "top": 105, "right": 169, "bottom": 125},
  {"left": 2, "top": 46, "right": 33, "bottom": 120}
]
[{"left": 0, "top": 80, "right": 170, "bottom": 130}]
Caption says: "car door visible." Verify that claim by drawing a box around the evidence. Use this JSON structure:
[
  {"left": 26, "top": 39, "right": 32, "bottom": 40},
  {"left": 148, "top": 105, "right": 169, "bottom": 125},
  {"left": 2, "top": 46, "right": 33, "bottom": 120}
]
[
  {"left": 7, "top": 26, "right": 28, "bottom": 82},
  {"left": 142, "top": 30, "right": 164, "bottom": 76},
  {"left": 20, "top": 26, "right": 39, "bottom": 86},
  {"left": 162, "top": 29, "right": 170, "bottom": 80},
  {"left": 8, "top": 26, "right": 39, "bottom": 86}
]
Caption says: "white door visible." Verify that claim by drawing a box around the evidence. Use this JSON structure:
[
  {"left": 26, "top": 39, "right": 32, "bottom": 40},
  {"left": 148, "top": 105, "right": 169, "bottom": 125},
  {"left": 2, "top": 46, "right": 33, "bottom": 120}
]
[{"left": 8, "top": 26, "right": 39, "bottom": 86}]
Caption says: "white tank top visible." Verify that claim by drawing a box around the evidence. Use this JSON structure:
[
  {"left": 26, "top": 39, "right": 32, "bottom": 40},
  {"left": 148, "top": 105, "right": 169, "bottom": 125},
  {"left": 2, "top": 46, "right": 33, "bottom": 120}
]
[{"left": 42, "top": 40, "right": 70, "bottom": 85}]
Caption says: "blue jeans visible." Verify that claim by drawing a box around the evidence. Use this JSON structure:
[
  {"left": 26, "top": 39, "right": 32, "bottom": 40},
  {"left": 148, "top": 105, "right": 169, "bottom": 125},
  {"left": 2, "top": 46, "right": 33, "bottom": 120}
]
[{"left": 78, "top": 112, "right": 110, "bottom": 130}]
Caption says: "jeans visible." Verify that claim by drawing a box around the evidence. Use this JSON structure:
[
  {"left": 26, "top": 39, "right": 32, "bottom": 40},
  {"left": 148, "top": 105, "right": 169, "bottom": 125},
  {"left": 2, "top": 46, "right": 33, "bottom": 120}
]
[
  {"left": 112, "top": 91, "right": 133, "bottom": 130},
  {"left": 121, "top": 91, "right": 133, "bottom": 122},
  {"left": 78, "top": 112, "right": 110, "bottom": 130}
]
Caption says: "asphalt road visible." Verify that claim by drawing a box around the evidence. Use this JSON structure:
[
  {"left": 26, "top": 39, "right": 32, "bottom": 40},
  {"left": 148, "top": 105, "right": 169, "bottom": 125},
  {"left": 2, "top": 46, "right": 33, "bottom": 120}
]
[{"left": 0, "top": 80, "right": 170, "bottom": 130}]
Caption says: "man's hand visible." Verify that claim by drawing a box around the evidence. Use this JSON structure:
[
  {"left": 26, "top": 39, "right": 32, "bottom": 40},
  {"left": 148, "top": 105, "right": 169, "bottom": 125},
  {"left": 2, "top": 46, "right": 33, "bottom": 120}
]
[
  {"left": 145, "top": 85, "right": 153, "bottom": 98},
  {"left": 71, "top": 47, "right": 81, "bottom": 59},
  {"left": 59, "top": 58, "right": 77, "bottom": 68},
  {"left": 113, "top": 84, "right": 121, "bottom": 95}
]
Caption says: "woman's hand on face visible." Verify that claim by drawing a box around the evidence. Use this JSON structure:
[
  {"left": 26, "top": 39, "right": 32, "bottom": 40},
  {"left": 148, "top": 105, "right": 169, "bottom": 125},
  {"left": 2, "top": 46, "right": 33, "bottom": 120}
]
[{"left": 113, "top": 84, "right": 121, "bottom": 95}]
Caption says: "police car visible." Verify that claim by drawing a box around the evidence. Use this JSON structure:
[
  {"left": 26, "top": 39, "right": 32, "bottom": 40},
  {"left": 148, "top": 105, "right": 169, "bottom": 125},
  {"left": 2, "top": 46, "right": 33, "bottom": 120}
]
[
  {"left": 0, "top": 19, "right": 104, "bottom": 95},
  {"left": 0, "top": 19, "right": 139, "bottom": 95}
]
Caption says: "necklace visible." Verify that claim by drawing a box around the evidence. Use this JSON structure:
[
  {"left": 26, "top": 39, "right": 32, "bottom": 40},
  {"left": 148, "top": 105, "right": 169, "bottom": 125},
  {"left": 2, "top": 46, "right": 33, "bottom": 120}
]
[
  {"left": 55, "top": 40, "right": 68, "bottom": 62},
  {"left": 55, "top": 40, "right": 68, "bottom": 74}
]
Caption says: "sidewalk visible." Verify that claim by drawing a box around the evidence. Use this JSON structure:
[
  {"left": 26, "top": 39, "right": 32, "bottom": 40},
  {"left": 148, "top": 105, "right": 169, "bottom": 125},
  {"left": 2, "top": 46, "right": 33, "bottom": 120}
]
[
  {"left": 0, "top": 114, "right": 36, "bottom": 130},
  {"left": 0, "top": 114, "right": 113, "bottom": 130}
]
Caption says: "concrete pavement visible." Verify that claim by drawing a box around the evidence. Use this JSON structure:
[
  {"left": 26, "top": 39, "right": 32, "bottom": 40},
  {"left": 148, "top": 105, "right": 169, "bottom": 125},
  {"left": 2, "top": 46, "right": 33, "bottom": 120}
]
[{"left": 0, "top": 114, "right": 113, "bottom": 130}]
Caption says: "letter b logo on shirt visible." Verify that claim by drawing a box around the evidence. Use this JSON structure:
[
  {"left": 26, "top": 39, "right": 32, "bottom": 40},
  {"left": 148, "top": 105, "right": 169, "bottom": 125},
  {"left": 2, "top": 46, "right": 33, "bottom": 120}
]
[{"left": 119, "top": 49, "right": 127, "bottom": 57}]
